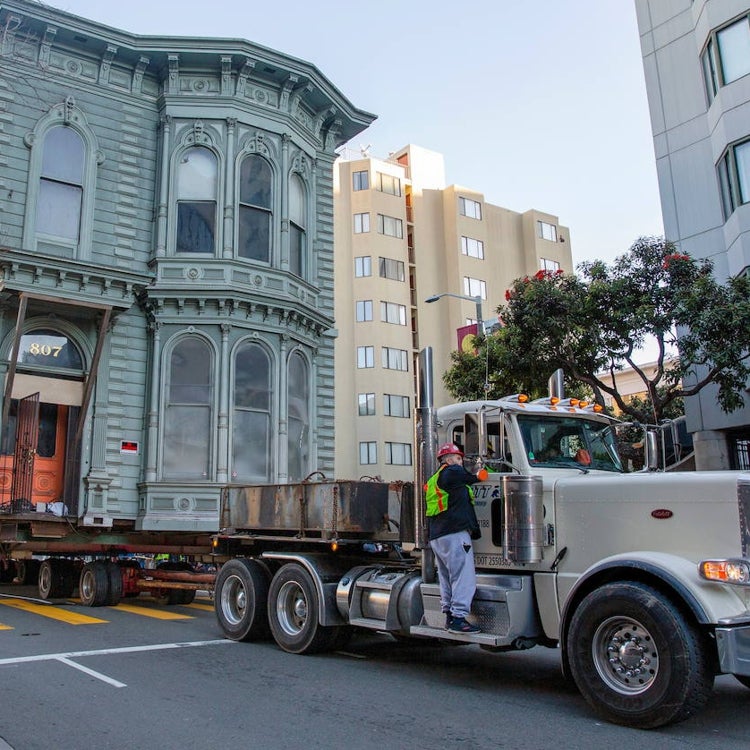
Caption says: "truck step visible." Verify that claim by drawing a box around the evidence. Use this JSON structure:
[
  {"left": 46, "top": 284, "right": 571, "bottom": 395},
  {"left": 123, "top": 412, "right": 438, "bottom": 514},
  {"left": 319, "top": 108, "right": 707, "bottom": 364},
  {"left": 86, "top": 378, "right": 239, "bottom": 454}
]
[
  {"left": 348, "top": 616, "right": 389, "bottom": 631},
  {"left": 409, "top": 624, "right": 515, "bottom": 647}
]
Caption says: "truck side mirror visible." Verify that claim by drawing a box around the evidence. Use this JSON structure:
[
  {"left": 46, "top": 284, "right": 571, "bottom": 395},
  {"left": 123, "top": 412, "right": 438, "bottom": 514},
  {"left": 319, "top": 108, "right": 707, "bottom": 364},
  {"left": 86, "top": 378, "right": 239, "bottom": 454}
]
[
  {"left": 464, "top": 410, "right": 488, "bottom": 458},
  {"left": 646, "top": 430, "right": 659, "bottom": 471}
]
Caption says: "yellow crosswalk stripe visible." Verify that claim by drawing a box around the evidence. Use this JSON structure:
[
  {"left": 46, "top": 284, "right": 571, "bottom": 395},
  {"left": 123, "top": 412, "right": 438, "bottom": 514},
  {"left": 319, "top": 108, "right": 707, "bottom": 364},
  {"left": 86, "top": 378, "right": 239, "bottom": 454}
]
[
  {"left": 0, "top": 623, "right": 13, "bottom": 630},
  {"left": 108, "top": 603, "right": 193, "bottom": 620},
  {"left": 0, "top": 600, "right": 108, "bottom": 625},
  {"left": 185, "top": 602, "right": 214, "bottom": 612}
]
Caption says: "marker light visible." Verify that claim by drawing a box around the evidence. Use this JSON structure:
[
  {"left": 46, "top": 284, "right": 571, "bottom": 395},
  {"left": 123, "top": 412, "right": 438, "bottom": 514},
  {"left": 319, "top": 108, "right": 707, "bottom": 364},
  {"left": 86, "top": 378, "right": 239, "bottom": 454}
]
[
  {"left": 550, "top": 397, "right": 560, "bottom": 406},
  {"left": 570, "top": 398, "right": 580, "bottom": 407},
  {"left": 518, "top": 394, "right": 529, "bottom": 403},
  {"left": 578, "top": 401, "right": 589, "bottom": 409},
  {"left": 699, "top": 559, "right": 750, "bottom": 585},
  {"left": 331, "top": 541, "right": 339, "bottom": 552},
  {"left": 592, "top": 404, "right": 603, "bottom": 412}
]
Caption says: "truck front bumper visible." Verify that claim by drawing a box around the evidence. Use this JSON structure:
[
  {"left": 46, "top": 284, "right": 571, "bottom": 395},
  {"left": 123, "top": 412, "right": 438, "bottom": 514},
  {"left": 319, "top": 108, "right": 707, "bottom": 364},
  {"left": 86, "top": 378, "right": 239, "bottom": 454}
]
[{"left": 716, "top": 618, "right": 750, "bottom": 676}]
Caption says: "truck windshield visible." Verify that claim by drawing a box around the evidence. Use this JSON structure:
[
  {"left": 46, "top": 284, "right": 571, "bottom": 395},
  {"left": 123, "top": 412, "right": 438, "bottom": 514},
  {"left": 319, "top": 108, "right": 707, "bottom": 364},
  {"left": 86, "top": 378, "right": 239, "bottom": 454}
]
[{"left": 517, "top": 414, "right": 623, "bottom": 473}]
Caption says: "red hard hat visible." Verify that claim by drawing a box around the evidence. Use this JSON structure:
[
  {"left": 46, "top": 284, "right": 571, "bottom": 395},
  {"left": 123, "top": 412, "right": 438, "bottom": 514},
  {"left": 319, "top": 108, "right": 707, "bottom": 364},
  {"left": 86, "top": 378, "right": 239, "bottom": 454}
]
[{"left": 437, "top": 443, "right": 463, "bottom": 459}]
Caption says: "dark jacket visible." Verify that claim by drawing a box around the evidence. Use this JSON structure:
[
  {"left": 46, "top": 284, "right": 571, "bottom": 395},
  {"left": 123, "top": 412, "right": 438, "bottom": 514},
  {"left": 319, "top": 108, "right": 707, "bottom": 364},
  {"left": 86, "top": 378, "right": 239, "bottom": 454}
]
[{"left": 427, "top": 463, "right": 481, "bottom": 541}]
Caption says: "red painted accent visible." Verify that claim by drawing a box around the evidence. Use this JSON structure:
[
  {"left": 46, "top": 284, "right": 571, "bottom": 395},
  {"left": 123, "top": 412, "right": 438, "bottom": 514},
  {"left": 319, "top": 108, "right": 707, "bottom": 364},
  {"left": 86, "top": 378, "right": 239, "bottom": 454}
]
[{"left": 651, "top": 509, "right": 674, "bottom": 519}]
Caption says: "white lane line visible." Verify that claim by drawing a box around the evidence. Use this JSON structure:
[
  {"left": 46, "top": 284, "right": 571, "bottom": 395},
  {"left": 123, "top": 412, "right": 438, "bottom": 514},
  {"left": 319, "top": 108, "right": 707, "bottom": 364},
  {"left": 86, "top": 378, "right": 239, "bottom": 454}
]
[
  {"left": 55, "top": 657, "right": 127, "bottom": 688},
  {"left": 0, "top": 638, "right": 234, "bottom": 665},
  {"left": 0, "top": 639, "right": 235, "bottom": 687}
]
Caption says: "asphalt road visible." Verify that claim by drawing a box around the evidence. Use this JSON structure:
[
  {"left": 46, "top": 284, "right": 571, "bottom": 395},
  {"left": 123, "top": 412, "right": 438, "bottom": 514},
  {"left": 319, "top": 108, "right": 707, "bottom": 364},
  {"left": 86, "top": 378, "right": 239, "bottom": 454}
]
[{"left": 1, "top": 583, "right": 749, "bottom": 750}]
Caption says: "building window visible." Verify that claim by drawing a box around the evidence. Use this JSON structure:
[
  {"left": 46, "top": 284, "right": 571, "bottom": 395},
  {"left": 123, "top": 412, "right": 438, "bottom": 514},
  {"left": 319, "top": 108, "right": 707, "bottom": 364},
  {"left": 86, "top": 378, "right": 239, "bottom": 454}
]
[
  {"left": 358, "top": 393, "right": 376, "bottom": 416},
  {"left": 36, "top": 126, "right": 84, "bottom": 242},
  {"left": 177, "top": 146, "right": 218, "bottom": 254},
  {"left": 459, "top": 196, "right": 482, "bottom": 220},
  {"left": 381, "top": 301, "right": 407, "bottom": 325},
  {"left": 382, "top": 347, "right": 408, "bottom": 371},
  {"left": 354, "top": 212, "right": 370, "bottom": 233},
  {"left": 538, "top": 220, "right": 557, "bottom": 242},
  {"left": 460, "top": 236, "right": 484, "bottom": 259},
  {"left": 702, "top": 16, "right": 750, "bottom": 102},
  {"left": 355, "top": 256, "right": 372, "bottom": 277},
  {"left": 164, "top": 337, "right": 213, "bottom": 480},
  {"left": 377, "top": 214, "right": 403, "bottom": 238},
  {"left": 238, "top": 154, "right": 272, "bottom": 262},
  {"left": 353, "top": 170, "right": 369, "bottom": 191},
  {"left": 385, "top": 442, "right": 412, "bottom": 465},
  {"left": 359, "top": 441, "right": 377, "bottom": 465},
  {"left": 379, "top": 257, "right": 405, "bottom": 281},
  {"left": 289, "top": 174, "right": 307, "bottom": 277},
  {"left": 540, "top": 257, "right": 560, "bottom": 272},
  {"left": 717, "top": 137, "right": 750, "bottom": 217},
  {"left": 384, "top": 394, "right": 410, "bottom": 418},
  {"left": 376, "top": 172, "right": 401, "bottom": 196},
  {"left": 356, "top": 300, "right": 373, "bottom": 322},
  {"left": 232, "top": 342, "right": 271, "bottom": 482},
  {"left": 287, "top": 351, "right": 309, "bottom": 481},
  {"left": 357, "top": 346, "right": 374, "bottom": 368},
  {"left": 463, "top": 277, "right": 487, "bottom": 300}
]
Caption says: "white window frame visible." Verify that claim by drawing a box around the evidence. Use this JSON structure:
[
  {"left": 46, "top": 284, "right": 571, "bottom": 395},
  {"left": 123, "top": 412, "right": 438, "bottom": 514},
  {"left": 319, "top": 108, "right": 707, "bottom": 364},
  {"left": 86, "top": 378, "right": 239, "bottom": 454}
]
[
  {"left": 356, "top": 300, "right": 373, "bottom": 322},
  {"left": 539, "top": 257, "right": 560, "bottom": 272},
  {"left": 538, "top": 220, "right": 557, "bottom": 242},
  {"left": 353, "top": 170, "right": 369, "bottom": 191},
  {"left": 359, "top": 441, "right": 377, "bottom": 465},
  {"left": 376, "top": 172, "right": 401, "bottom": 196},
  {"left": 358, "top": 393, "right": 376, "bottom": 416}
]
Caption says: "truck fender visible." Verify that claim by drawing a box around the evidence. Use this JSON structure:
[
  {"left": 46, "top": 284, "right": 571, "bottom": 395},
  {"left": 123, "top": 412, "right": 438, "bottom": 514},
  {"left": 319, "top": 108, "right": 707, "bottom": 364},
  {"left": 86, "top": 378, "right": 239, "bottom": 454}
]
[
  {"left": 559, "top": 551, "right": 750, "bottom": 673},
  {"left": 261, "top": 552, "right": 348, "bottom": 626}
]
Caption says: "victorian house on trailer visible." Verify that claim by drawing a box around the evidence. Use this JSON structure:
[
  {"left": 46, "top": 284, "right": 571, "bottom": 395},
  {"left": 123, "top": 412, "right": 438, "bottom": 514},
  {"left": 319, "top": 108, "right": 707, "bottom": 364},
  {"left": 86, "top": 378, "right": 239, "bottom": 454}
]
[{"left": 0, "top": 0, "right": 373, "bottom": 531}]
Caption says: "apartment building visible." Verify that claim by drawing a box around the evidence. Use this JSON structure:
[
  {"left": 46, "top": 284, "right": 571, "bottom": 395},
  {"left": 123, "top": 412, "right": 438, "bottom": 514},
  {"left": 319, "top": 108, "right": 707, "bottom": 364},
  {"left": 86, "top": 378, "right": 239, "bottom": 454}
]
[
  {"left": 636, "top": 1, "right": 750, "bottom": 469},
  {"left": 334, "top": 145, "right": 572, "bottom": 480}
]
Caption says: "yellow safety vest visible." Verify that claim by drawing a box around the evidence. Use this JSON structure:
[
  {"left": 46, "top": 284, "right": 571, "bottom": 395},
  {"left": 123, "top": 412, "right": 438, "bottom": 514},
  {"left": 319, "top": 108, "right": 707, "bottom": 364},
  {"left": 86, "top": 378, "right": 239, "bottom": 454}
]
[{"left": 424, "top": 465, "right": 475, "bottom": 517}]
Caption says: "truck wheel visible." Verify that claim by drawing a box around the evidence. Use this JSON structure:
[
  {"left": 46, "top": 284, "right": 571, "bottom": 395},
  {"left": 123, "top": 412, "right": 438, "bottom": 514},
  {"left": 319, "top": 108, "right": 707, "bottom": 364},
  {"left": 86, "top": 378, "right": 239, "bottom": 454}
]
[
  {"left": 268, "top": 563, "right": 336, "bottom": 655},
  {"left": 79, "top": 561, "right": 111, "bottom": 607},
  {"left": 567, "top": 581, "right": 714, "bottom": 728},
  {"left": 15, "top": 559, "right": 41, "bottom": 585},
  {"left": 215, "top": 558, "right": 270, "bottom": 641},
  {"left": 38, "top": 559, "right": 74, "bottom": 599},
  {"left": 105, "top": 561, "right": 123, "bottom": 606}
]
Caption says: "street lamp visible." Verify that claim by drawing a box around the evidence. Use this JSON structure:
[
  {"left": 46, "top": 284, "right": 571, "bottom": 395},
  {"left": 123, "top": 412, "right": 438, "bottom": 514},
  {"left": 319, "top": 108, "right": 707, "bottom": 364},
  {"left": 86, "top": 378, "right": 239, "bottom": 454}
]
[{"left": 425, "top": 292, "right": 483, "bottom": 334}]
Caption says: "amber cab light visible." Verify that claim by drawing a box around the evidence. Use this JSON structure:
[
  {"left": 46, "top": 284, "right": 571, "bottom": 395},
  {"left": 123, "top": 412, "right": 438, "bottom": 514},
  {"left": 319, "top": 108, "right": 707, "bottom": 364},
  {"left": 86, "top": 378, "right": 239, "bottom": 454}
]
[{"left": 699, "top": 559, "right": 750, "bottom": 584}]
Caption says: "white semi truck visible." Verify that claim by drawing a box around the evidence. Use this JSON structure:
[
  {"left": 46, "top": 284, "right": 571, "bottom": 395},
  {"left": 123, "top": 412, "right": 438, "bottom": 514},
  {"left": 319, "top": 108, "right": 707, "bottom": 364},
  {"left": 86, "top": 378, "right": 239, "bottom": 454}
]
[{"left": 211, "top": 349, "right": 750, "bottom": 729}]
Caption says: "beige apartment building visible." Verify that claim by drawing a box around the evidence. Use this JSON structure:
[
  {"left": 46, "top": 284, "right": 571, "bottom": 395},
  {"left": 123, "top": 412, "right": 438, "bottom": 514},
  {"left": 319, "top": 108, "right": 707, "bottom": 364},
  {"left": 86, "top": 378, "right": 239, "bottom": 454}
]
[{"left": 333, "top": 144, "right": 572, "bottom": 480}]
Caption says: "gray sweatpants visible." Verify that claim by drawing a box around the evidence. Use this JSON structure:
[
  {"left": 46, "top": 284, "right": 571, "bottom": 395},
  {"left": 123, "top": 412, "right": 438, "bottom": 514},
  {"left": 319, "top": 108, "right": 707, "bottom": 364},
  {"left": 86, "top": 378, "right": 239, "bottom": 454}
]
[{"left": 429, "top": 530, "right": 476, "bottom": 619}]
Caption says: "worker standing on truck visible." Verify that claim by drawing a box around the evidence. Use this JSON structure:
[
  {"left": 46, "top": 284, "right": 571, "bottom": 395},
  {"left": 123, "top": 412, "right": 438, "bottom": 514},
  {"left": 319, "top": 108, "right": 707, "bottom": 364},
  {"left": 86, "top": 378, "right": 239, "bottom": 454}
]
[{"left": 425, "top": 443, "right": 488, "bottom": 634}]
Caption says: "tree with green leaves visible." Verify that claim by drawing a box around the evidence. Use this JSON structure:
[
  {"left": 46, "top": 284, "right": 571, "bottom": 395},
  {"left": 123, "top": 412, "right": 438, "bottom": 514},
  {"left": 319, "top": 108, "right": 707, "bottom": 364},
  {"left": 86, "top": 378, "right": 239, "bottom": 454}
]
[{"left": 442, "top": 237, "right": 750, "bottom": 424}]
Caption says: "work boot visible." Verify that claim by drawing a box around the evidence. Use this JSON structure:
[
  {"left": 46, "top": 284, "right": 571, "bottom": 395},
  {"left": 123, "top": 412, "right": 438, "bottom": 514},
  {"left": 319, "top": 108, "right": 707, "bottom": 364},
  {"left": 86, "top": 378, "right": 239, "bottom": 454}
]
[
  {"left": 448, "top": 617, "right": 480, "bottom": 634},
  {"left": 444, "top": 612, "right": 452, "bottom": 630}
]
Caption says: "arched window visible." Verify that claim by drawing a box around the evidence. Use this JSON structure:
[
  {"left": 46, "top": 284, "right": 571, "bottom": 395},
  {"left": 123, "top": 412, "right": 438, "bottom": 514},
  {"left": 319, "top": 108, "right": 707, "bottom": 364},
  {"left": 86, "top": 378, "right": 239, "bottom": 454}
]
[
  {"left": 36, "top": 126, "right": 84, "bottom": 241},
  {"left": 163, "top": 337, "right": 213, "bottom": 479},
  {"left": 233, "top": 342, "right": 272, "bottom": 481},
  {"left": 289, "top": 174, "right": 307, "bottom": 277},
  {"left": 238, "top": 155, "right": 272, "bottom": 262},
  {"left": 287, "top": 351, "right": 309, "bottom": 481},
  {"left": 176, "top": 147, "right": 217, "bottom": 253},
  {"left": 17, "top": 328, "right": 84, "bottom": 372}
]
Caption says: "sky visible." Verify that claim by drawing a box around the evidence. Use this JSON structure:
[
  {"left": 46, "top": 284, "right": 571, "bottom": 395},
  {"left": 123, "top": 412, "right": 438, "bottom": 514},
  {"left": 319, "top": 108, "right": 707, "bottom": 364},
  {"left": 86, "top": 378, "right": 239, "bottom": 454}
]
[{"left": 46, "top": 0, "right": 664, "bottom": 269}]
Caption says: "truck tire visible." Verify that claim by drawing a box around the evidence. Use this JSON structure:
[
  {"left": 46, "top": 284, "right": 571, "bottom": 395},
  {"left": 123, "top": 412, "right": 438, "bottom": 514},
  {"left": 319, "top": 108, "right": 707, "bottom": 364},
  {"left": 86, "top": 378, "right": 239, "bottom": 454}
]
[
  {"left": 105, "top": 561, "right": 123, "bottom": 606},
  {"left": 566, "top": 581, "right": 714, "bottom": 728},
  {"left": 15, "top": 559, "right": 41, "bottom": 585},
  {"left": 79, "top": 561, "right": 111, "bottom": 607},
  {"left": 38, "top": 559, "right": 75, "bottom": 599},
  {"left": 268, "top": 563, "right": 337, "bottom": 655},
  {"left": 215, "top": 558, "right": 270, "bottom": 641}
]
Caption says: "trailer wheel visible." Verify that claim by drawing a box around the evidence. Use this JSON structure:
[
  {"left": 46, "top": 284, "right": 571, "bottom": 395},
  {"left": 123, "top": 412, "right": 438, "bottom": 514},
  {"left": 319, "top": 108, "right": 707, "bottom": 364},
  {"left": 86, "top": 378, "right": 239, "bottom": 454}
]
[
  {"left": 214, "top": 558, "right": 270, "bottom": 641},
  {"left": 566, "top": 581, "right": 714, "bottom": 728},
  {"left": 268, "top": 563, "right": 336, "bottom": 655},
  {"left": 15, "top": 559, "right": 41, "bottom": 585},
  {"left": 0, "top": 561, "right": 17, "bottom": 583},
  {"left": 38, "top": 559, "right": 75, "bottom": 600},
  {"left": 105, "top": 561, "right": 123, "bottom": 606},
  {"left": 156, "top": 561, "right": 198, "bottom": 605},
  {"left": 79, "top": 561, "right": 111, "bottom": 607}
]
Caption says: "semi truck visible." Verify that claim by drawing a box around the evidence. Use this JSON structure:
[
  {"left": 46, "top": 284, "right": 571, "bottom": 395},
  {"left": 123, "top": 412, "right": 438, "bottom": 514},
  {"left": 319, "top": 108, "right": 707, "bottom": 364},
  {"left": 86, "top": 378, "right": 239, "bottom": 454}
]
[
  {"left": 209, "top": 349, "right": 750, "bottom": 729},
  {"left": 3, "top": 347, "right": 750, "bottom": 729}
]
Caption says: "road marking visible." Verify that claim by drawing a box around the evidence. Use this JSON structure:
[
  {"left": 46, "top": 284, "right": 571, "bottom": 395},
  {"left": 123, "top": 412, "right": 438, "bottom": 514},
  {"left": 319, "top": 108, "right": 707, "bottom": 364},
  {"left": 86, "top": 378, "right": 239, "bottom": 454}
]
[
  {"left": 108, "top": 603, "right": 193, "bottom": 620},
  {"left": 0, "top": 639, "right": 235, "bottom": 688},
  {"left": 55, "top": 657, "right": 127, "bottom": 688},
  {"left": 0, "top": 623, "right": 12, "bottom": 631},
  {"left": 0, "top": 600, "right": 108, "bottom": 625},
  {"left": 185, "top": 602, "right": 214, "bottom": 612}
]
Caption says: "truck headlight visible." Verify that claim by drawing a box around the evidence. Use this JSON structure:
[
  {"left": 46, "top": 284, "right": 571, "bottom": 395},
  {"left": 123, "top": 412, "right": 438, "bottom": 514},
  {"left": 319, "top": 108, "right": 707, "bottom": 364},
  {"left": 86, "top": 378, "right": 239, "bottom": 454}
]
[{"left": 699, "top": 559, "right": 750, "bottom": 585}]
